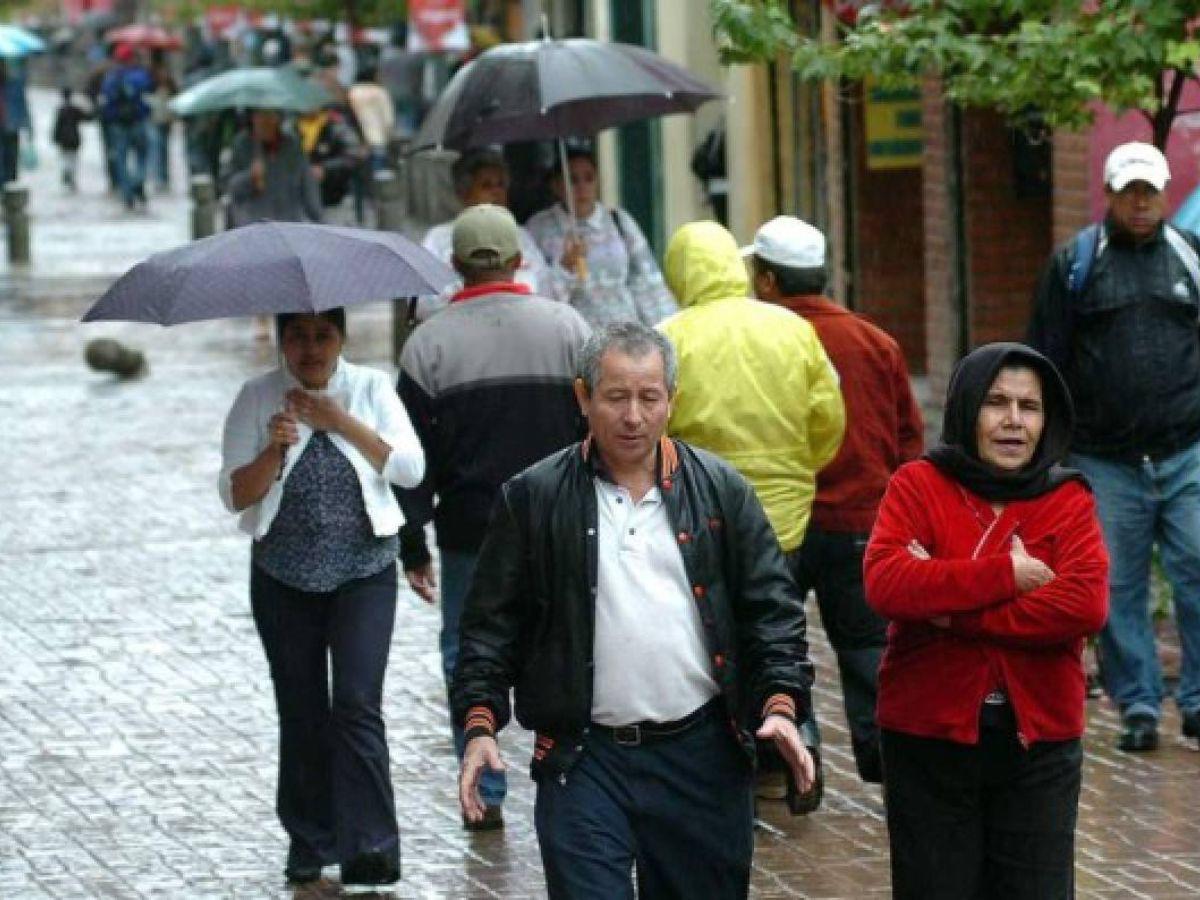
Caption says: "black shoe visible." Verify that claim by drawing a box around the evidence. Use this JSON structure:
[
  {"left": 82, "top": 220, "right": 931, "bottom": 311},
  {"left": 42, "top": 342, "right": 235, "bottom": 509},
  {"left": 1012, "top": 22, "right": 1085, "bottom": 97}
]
[
  {"left": 1183, "top": 709, "right": 1200, "bottom": 741},
  {"left": 463, "top": 804, "right": 504, "bottom": 831},
  {"left": 1118, "top": 714, "right": 1159, "bottom": 752},
  {"left": 284, "top": 863, "right": 323, "bottom": 885},
  {"left": 785, "top": 746, "right": 824, "bottom": 815},
  {"left": 341, "top": 851, "right": 399, "bottom": 886}
]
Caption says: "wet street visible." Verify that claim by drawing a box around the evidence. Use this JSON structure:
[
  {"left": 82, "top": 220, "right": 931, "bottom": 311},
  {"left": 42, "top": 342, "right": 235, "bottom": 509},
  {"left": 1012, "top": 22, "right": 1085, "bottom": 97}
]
[{"left": 1, "top": 88, "right": 1198, "bottom": 899}]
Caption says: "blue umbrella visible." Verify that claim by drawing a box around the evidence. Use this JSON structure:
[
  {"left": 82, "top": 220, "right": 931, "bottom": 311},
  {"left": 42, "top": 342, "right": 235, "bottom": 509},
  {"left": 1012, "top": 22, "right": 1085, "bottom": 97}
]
[
  {"left": 81, "top": 222, "right": 456, "bottom": 325},
  {"left": 0, "top": 24, "right": 46, "bottom": 59}
]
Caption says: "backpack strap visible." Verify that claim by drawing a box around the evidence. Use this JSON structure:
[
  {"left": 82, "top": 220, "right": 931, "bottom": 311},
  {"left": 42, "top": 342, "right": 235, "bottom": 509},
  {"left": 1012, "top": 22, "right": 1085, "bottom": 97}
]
[
  {"left": 1067, "top": 223, "right": 1104, "bottom": 301},
  {"left": 1163, "top": 224, "right": 1200, "bottom": 306}
]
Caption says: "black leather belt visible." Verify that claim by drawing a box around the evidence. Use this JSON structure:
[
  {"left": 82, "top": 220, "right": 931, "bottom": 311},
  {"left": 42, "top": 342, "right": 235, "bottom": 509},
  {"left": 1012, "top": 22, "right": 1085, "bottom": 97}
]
[{"left": 591, "top": 698, "right": 722, "bottom": 747}]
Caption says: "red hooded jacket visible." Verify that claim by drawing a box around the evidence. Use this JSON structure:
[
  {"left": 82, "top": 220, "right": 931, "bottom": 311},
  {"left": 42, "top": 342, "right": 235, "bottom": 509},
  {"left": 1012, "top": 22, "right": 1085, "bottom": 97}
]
[{"left": 865, "top": 460, "right": 1108, "bottom": 746}]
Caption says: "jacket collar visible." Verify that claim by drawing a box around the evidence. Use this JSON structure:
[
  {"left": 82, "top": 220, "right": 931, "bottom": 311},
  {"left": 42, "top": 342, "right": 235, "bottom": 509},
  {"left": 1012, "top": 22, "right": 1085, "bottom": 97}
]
[
  {"left": 776, "top": 293, "right": 844, "bottom": 318},
  {"left": 451, "top": 281, "right": 533, "bottom": 303},
  {"left": 581, "top": 435, "right": 680, "bottom": 490}
]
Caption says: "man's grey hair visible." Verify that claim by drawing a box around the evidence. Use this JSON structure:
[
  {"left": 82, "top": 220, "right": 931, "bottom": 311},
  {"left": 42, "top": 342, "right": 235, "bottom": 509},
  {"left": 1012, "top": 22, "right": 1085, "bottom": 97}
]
[
  {"left": 578, "top": 322, "right": 678, "bottom": 395},
  {"left": 451, "top": 147, "right": 507, "bottom": 197}
]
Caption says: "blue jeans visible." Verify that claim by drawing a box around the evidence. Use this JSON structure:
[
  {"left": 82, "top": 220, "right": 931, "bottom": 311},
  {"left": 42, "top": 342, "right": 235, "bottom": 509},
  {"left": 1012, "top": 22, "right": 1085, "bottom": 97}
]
[
  {"left": 440, "top": 549, "right": 507, "bottom": 808},
  {"left": 1071, "top": 448, "right": 1200, "bottom": 720},
  {"left": 250, "top": 563, "right": 401, "bottom": 870},
  {"left": 535, "top": 707, "right": 753, "bottom": 900},
  {"left": 109, "top": 120, "right": 148, "bottom": 205}
]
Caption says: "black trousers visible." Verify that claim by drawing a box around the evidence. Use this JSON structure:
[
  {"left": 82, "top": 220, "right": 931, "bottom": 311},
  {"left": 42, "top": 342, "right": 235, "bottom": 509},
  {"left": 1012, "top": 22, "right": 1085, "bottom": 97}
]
[
  {"left": 534, "top": 707, "right": 754, "bottom": 900},
  {"left": 882, "top": 708, "right": 1082, "bottom": 900},
  {"left": 250, "top": 563, "right": 400, "bottom": 871},
  {"left": 789, "top": 527, "right": 887, "bottom": 782}
]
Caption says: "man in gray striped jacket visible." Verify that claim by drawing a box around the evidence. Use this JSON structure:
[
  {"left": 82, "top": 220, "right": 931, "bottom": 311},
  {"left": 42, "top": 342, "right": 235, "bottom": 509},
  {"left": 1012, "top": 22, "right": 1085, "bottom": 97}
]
[{"left": 395, "top": 204, "right": 592, "bottom": 830}]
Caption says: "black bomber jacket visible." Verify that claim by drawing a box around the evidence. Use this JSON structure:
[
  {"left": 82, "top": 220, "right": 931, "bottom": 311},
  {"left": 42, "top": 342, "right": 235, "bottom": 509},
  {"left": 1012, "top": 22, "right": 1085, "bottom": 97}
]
[{"left": 450, "top": 437, "right": 814, "bottom": 776}]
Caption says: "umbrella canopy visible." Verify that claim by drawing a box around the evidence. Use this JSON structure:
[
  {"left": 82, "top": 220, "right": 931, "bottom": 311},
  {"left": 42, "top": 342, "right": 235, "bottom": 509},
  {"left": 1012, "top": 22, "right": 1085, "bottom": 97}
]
[
  {"left": 105, "top": 24, "right": 183, "bottom": 51},
  {"left": 82, "top": 222, "right": 456, "bottom": 325},
  {"left": 0, "top": 24, "right": 46, "bottom": 59},
  {"left": 412, "top": 37, "right": 720, "bottom": 151},
  {"left": 169, "top": 66, "right": 331, "bottom": 117}
]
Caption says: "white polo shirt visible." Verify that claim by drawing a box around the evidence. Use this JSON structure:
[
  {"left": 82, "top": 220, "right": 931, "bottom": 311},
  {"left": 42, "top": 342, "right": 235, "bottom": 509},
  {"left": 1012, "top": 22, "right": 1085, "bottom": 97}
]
[{"left": 590, "top": 478, "right": 719, "bottom": 726}]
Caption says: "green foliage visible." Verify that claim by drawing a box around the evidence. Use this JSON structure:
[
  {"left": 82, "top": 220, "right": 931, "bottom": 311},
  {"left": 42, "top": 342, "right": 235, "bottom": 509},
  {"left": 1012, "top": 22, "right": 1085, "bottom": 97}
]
[
  {"left": 149, "top": 0, "right": 405, "bottom": 29},
  {"left": 710, "top": 0, "right": 1200, "bottom": 146}
]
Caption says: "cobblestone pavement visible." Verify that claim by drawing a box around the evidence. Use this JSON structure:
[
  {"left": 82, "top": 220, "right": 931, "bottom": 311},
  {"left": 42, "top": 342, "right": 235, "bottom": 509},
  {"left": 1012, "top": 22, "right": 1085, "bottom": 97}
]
[{"left": 2, "top": 89, "right": 1199, "bottom": 900}]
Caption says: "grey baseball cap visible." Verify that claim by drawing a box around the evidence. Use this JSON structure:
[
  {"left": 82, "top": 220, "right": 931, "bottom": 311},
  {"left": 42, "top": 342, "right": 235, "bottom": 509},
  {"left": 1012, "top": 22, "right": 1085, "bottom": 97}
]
[{"left": 452, "top": 203, "right": 521, "bottom": 264}]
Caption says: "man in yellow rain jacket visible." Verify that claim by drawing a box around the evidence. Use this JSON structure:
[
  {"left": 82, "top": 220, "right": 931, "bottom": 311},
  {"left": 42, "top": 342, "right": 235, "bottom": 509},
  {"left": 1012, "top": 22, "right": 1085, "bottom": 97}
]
[{"left": 659, "top": 220, "right": 845, "bottom": 813}]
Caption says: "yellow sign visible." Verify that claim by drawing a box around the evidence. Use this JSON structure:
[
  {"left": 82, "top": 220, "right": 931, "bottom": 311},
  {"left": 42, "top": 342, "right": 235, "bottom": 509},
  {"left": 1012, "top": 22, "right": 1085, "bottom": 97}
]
[{"left": 864, "top": 77, "right": 923, "bottom": 170}]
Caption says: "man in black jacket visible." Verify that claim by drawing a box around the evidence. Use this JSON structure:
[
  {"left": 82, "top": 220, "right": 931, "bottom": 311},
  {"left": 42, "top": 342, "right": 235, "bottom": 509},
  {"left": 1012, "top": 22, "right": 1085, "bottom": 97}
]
[
  {"left": 452, "top": 322, "right": 815, "bottom": 899},
  {"left": 1029, "top": 141, "right": 1200, "bottom": 754}
]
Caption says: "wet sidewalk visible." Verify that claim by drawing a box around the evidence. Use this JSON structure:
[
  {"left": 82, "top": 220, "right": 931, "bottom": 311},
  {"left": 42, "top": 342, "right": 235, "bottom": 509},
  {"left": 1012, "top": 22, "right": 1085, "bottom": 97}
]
[{"left": 1, "top": 89, "right": 1198, "bottom": 900}]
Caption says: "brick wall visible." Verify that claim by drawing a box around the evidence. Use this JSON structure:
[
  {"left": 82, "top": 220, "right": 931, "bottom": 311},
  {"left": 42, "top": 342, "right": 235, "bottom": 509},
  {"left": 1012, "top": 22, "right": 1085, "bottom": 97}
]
[
  {"left": 921, "top": 81, "right": 1054, "bottom": 412},
  {"left": 963, "top": 107, "right": 1053, "bottom": 348},
  {"left": 850, "top": 90, "right": 928, "bottom": 374},
  {"left": 1052, "top": 130, "right": 1092, "bottom": 247}
]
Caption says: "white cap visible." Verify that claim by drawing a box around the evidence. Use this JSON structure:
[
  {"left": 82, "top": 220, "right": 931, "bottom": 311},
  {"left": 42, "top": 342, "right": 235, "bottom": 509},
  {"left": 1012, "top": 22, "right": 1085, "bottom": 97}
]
[
  {"left": 741, "top": 215, "right": 826, "bottom": 269},
  {"left": 1104, "top": 142, "right": 1170, "bottom": 192}
]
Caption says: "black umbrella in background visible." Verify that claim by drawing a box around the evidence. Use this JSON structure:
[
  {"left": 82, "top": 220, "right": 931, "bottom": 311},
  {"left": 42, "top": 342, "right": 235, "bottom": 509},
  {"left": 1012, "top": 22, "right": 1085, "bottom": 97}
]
[{"left": 411, "top": 36, "right": 721, "bottom": 220}]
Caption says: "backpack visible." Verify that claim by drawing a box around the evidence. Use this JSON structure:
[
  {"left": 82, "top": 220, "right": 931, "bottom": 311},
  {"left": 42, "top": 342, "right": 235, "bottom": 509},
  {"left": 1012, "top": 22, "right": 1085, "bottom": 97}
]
[
  {"left": 111, "top": 71, "right": 143, "bottom": 126},
  {"left": 1068, "top": 222, "right": 1200, "bottom": 304}
]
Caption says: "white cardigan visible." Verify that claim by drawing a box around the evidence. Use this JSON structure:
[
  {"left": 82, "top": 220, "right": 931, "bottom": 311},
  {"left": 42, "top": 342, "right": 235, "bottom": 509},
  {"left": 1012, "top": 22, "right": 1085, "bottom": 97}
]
[{"left": 219, "top": 358, "right": 425, "bottom": 540}]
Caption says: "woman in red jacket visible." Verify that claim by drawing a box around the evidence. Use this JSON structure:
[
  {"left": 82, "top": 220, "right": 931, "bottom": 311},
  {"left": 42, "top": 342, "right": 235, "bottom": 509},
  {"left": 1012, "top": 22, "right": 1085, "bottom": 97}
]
[{"left": 865, "top": 342, "right": 1108, "bottom": 900}]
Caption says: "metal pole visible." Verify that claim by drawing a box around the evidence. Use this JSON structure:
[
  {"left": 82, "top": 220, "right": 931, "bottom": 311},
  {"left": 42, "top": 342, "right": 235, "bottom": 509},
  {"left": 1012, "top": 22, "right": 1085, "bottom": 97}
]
[{"left": 3, "top": 183, "right": 30, "bottom": 265}]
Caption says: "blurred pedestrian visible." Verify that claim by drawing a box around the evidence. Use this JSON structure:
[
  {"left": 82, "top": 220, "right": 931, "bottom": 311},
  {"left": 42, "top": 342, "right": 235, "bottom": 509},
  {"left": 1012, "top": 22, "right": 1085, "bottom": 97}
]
[
  {"left": 99, "top": 44, "right": 153, "bottom": 209},
  {"left": 146, "top": 54, "right": 178, "bottom": 191},
  {"left": 418, "top": 148, "right": 559, "bottom": 319},
  {"left": 52, "top": 87, "right": 91, "bottom": 192},
  {"left": 296, "top": 103, "right": 366, "bottom": 213},
  {"left": 218, "top": 308, "right": 425, "bottom": 889},
  {"left": 747, "top": 215, "right": 923, "bottom": 788},
  {"left": 864, "top": 343, "right": 1108, "bottom": 899},
  {"left": 0, "top": 59, "right": 32, "bottom": 186},
  {"left": 1029, "top": 141, "right": 1200, "bottom": 753},
  {"left": 224, "top": 109, "right": 322, "bottom": 228},
  {"left": 659, "top": 220, "right": 845, "bottom": 814},
  {"left": 347, "top": 65, "right": 393, "bottom": 172},
  {"left": 396, "top": 204, "right": 591, "bottom": 832},
  {"left": 526, "top": 143, "right": 677, "bottom": 326},
  {"left": 452, "top": 322, "right": 815, "bottom": 898},
  {"left": 84, "top": 51, "right": 119, "bottom": 191}
]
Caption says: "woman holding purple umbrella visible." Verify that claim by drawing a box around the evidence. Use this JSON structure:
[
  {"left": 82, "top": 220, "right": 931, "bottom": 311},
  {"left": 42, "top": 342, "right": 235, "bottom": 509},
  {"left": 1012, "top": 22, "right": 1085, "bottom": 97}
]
[{"left": 218, "top": 308, "right": 424, "bottom": 889}]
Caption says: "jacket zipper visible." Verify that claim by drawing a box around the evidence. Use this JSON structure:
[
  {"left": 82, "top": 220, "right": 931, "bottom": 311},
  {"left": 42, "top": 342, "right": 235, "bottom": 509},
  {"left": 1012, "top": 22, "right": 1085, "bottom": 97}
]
[{"left": 967, "top": 501, "right": 1029, "bottom": 747}]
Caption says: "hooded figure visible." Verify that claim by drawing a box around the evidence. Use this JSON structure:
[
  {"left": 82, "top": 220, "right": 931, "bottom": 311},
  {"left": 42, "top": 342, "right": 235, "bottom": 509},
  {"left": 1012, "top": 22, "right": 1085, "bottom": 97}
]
[
  {"left": 864, "top": 342, "right": 1108, "bottom": 900},
  {"left": 660, "top": 221, "right": 845, "bottom": 551}
]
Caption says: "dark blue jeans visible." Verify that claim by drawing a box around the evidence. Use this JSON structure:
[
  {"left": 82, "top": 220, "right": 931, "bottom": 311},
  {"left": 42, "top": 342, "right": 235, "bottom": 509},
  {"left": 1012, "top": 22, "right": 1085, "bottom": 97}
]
[
  {"left": 109, "top": 120, "right": 148, "bottom": 206},
  {"left": 882, "top": 709, "right": 1081, "bottom": 900},
  {"left": 250, "top": 562, "right": 400, "bottom": 871},
  {"left": 534, "top": 708, "right": 753, "bottom": 899},
  {"left": 788, "top": 528, "right": 886, "bottom": 781}
]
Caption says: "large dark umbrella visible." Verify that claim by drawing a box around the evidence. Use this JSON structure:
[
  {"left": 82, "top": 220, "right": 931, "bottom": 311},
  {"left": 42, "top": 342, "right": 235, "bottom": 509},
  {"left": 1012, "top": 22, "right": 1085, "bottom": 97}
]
[
  {"left": 82, "top": 222, "right": 455, "bottom": 325},
  {"left": 412, "top": 37, "right": 720, "bottom": 152}
]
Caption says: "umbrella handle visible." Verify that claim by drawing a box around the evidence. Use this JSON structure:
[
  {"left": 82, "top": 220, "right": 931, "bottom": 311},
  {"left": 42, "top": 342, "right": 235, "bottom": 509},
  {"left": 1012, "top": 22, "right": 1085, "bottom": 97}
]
[{"left": 557, "top": 138, "right": 587, "bottom": 280}]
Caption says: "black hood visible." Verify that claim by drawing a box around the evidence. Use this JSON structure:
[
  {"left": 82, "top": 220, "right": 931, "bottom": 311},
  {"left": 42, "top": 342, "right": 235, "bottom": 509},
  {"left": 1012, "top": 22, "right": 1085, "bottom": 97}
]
[{"left": 925, "top": 342, "right": 1085, "bottom": 501}]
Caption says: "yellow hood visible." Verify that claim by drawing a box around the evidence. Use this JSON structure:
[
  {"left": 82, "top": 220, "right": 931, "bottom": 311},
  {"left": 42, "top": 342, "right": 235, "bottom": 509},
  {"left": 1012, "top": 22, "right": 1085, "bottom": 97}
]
[{"left": 663, "top": 221, "right": 750, "bottom": 309}]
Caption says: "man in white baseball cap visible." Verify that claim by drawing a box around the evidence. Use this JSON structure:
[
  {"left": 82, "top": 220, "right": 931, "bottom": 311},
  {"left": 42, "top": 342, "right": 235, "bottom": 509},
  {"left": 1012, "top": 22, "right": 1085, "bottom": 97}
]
[
  {"left": 1103, "top": 141, "right": 1170, "bottom": 193},
  {"left": 1030, "top": 140, "right": 1200, "bottom": 756},
  {"left": 745, "top": 214, "right": 924, "bottom": 806}
]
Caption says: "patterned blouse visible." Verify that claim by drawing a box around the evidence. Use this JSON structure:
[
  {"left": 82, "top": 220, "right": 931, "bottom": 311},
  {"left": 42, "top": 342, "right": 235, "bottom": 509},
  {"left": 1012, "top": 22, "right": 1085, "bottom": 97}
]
[
  {"left": 525, "top": 202, "right": 678, "bottom": 327},
  {"left": 253, "top": 433, "right": 398, "bottom": 593}
]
